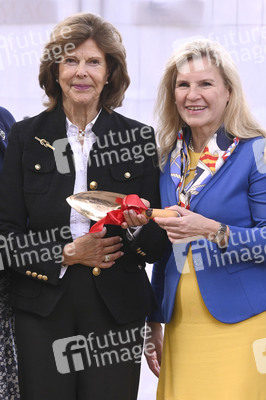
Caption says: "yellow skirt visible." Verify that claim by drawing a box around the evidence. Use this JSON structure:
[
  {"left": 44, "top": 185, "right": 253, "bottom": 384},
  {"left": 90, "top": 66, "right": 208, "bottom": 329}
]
[{"left": 157, "top": 249, "right": 266, "bottom": 400}]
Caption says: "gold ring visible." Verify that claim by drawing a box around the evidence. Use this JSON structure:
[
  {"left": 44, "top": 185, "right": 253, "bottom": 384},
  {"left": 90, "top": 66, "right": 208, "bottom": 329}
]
[{"left": 104, "top": 254, "right": 110, "bottom": 262}]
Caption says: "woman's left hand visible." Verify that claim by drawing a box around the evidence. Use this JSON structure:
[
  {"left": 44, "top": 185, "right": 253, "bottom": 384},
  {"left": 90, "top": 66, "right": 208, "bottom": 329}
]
[{"left": 154, "top": 205, "right": 219, "bottom": 243}]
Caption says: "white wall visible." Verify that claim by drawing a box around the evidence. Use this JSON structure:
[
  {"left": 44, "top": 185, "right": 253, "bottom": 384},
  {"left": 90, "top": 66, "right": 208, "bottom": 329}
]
[{"left": 1, "top": 0, "right": 266, "bottom": 126}]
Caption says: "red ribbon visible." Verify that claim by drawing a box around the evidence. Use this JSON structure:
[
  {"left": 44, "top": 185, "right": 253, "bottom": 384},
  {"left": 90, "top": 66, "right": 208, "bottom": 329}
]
[{"left": 89, "top": 194, "right": 148, "bottom": 233}]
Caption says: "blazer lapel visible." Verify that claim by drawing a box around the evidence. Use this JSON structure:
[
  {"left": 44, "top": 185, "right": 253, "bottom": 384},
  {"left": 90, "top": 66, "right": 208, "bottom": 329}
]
[
  {"left": 91, "top": 108, "right": 109, "bottom": 139},
  {"left": 46, "top": 105, "right": 68, "bottom": 142},
  {"left": 160, "top": 158, "right": 177, "bottom": 208}
]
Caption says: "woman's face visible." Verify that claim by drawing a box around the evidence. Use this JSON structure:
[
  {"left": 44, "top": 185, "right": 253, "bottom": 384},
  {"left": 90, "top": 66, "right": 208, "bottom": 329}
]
[
  {"left": 174, "top": 56, "right": 230, "bottom": 136},
  {"left": 58, "top": 38, "right": 108, "bottom": 110}
]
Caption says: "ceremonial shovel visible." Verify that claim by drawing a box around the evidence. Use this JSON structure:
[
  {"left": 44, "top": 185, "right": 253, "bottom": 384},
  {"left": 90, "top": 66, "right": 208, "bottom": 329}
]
[
  {"left": 66, "top": 190, "right": 179, "bottom": 221},
  {"left": 66, "top": 191, "right": 178, "bottom": 276}
]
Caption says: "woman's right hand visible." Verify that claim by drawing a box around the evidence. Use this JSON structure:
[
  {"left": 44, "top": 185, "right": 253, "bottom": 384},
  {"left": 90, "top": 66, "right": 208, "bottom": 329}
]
[
  {"left": 121, "top": 198, "right": 151, "bottom": 229},
  {"left": 144, "top": 321, "right": 164, "bottom": 378},
  {"left": 62, "top": 227, "right": 123, "bottom": 268}
]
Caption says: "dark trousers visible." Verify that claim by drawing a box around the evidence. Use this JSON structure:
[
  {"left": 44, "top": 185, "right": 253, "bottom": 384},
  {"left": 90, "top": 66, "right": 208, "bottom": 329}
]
[{"left": 15, "top": 266, "right": 144, "bottom": 400}]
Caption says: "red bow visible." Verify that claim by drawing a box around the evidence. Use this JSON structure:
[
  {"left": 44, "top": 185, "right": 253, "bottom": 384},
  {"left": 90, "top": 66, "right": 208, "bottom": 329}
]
[{"left": 89, "top": 194, "right": 148, "bottom": 233}]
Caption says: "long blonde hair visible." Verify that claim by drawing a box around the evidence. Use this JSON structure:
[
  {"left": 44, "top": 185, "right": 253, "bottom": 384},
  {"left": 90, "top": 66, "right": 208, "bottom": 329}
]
[{"left": 155, "top": 39, "right": 266, "bottom": 169}]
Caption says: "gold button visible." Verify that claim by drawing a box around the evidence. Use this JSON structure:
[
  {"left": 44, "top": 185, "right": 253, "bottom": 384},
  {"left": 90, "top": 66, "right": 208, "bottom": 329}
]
[
  {"left": 35, "top": 164, "right": 41, "bottom": 170},
  {"left": 124, "top": 172, "right": 131, "bottom": 179},
  {"left": 42, "top": 275, "right": 48, "bottom": 281},
  {"left": 26, "top": 270, "right": 31, "bottom": 276},
  {"left": 89, "top": 181, "right": 98, "bottom": 190},
  {"left": 92, "top": 267, "right": 101, "bottom": 276},
  {"left": 31, "top": 272, "right": 37, "bottom": 278},
  {"left": 37, "top": 274, "right": 43, "bottom": 280}
]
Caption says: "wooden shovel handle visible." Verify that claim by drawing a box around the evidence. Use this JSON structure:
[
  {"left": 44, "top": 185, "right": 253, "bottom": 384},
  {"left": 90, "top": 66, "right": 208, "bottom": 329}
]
[{"left": 143, "top": 208, "right": 180, "bottom": 218}]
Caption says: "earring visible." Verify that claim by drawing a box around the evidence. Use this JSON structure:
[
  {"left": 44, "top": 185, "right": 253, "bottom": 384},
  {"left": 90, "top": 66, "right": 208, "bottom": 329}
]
[
  {"left": 56, "top": 79, "right": 59, "bottom": 83},
  {"left": 105, "top": 80, "right": 109, "bottom": 85}
]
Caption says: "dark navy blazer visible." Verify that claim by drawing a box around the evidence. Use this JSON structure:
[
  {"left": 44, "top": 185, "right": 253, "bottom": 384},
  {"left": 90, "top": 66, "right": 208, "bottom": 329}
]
[
  {"left": 150, "top": 137, "right": 266, "bottom": 324},
  {"left": 0, "top": 105, "right": 168, "bottom": 321}
]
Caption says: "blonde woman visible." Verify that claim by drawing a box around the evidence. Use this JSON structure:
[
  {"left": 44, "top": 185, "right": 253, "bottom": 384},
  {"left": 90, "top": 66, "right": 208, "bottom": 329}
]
[{"left": 145, "top": 39, "right": 266, "bottom": 399}]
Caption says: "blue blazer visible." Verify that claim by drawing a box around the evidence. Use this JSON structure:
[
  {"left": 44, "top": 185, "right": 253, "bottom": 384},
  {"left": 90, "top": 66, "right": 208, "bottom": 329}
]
[
  {"left": 0, "top": 106, "right": 15, "bottom": 171},
  {"left": 150, "top": 137, "right": 266, "bottom": 324}
]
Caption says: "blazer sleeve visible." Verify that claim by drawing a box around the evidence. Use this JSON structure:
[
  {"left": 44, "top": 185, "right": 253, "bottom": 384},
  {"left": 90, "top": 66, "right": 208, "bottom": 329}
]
[
  {"left": 146, "top": 242, "right": 173, "bottom": 323},
  {"left": 124, "top": 221, "right": 168, "bottom": 264},
  {"left": 219, "top": 139, "right": 266, "bottom": 271}
]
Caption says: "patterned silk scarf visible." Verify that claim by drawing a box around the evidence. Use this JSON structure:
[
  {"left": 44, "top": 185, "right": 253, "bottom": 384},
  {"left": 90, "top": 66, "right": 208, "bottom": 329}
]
[{"left": 170, "top": 125, "right": 239, "bottom": 208}]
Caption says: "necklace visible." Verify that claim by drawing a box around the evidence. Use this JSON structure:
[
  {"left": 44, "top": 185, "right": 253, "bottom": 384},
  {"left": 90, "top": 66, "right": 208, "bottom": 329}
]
[
  {"left": 78, "top": 129, "right": 85, "bottom": 139},
  {"left": 188, "top": 137, "right": 194, "bottom": 151},
  {"left": 188, "top": 137, "right": 201, "bottom": 171},
  {"left": 188, "top": 136, "right": 209, "bottom": 153}
]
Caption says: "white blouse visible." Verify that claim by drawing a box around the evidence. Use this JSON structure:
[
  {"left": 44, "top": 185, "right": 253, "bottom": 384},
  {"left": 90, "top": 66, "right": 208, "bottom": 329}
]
[{"left": 60, "top": 111, "right": 100, "bottom": 277}]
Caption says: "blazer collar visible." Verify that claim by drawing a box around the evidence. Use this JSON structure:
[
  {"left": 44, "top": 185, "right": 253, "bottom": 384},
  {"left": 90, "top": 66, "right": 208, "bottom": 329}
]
[
  {"left": 160, "top": 155, "right": 177, "bottom": 207},
  {"left": 44, "top": 106, "right": 111, "bottom": 141},
  {"left": 91, "top": 108, "right": 111, "bottom": 138},
  {"left": 47, "top": 104, "right": 68, "bottom": 141}
]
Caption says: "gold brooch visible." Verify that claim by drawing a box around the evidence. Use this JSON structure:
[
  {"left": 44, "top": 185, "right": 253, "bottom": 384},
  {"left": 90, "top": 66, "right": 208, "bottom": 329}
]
[{"left": 34, "top": 136, "right": 55, "bottom": 150}]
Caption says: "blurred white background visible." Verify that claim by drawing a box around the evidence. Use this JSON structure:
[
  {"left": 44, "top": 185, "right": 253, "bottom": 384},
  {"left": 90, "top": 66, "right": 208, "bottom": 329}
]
[{"left": 1, "top": 0, "right": 266, "bottom": 398}]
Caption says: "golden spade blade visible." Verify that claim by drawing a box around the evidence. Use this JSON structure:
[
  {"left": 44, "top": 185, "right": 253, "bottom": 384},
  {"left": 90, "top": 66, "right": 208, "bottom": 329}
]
[
  {"left": 66, "top": 190, "right": 180, "bottom": 221},
  {"left": 66, "top": 191, "right": 125, "bottom": 221}
]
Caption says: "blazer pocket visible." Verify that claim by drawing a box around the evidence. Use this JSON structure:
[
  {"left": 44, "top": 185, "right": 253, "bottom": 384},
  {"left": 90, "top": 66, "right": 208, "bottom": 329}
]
[
  {"left": 23, "top": 152, "right": 56, "bottom": 193},
  {"left": 11, "top": 276, "right": 41, "bottom": 298}
]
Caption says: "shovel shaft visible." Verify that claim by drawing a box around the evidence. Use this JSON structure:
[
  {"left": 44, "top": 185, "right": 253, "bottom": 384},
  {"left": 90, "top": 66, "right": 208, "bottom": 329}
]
[{"left": 143, "top": 208, "right": 180, "bottom": 218}]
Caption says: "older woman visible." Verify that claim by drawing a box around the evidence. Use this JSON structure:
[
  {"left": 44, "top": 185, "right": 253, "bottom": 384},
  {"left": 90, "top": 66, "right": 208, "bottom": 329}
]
[
  {"left": 145, "top": 39, "right": 266, "bottom": 399},
  {"left": 0, "top": 13, "right": 167, "bottom": 400}
]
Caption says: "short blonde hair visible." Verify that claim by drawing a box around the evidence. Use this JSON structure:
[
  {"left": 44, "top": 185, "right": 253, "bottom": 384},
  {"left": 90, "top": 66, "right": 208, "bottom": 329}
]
[
  {"left": 156, "top": 39, "right": 266, "bottom": 169},
  {"left": 39, "top": 12, "right": 130, "bottom": 111}
]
